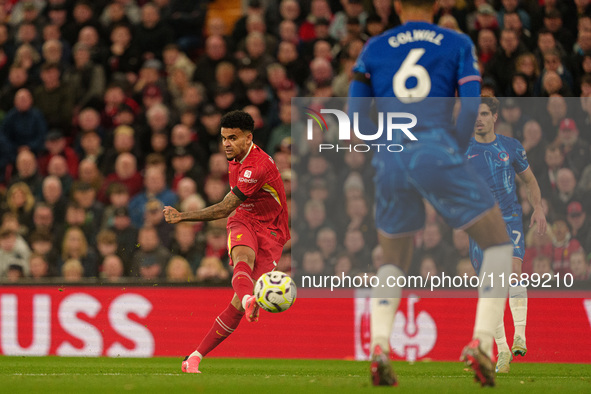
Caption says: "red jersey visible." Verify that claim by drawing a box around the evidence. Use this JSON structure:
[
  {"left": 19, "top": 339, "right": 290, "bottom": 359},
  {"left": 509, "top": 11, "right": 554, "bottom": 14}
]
[{"left": 229, "top": 144, "right": 290, "bottom": 244}]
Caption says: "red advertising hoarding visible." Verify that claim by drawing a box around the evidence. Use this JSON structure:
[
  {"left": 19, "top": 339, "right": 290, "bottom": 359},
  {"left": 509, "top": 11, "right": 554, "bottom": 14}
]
[{"left": 0, "top": 286, "right": 589, "bottom": 363}]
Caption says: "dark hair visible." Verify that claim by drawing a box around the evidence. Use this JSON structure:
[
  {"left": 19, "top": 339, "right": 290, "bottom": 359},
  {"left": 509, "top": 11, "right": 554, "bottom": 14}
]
[
  {"left": 400, "top": 0, "right": 436, "bottom": 7},
  {"left": 481, "top": 95, "right": 500, "bottom": 115},
  {"left": 220, "top": 110, "right": 254, "bottom": 133}
]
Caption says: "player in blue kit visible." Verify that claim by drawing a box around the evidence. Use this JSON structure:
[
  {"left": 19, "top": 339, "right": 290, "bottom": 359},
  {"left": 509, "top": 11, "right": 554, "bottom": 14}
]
[
  {"left": 348, "top": 0, "right": 514, "bottom": 387},
  {"left": 466, "top": 96, "right": 547, "bottom": 374}
]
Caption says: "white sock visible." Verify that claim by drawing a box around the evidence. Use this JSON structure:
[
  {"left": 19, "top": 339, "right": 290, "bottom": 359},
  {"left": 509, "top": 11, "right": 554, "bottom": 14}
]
[
  {"left": 494, "top": 318, "right": 510, "bottom": 353},
  {"left": 370, "top": 264, "right": 404, "bottom": 352},
  {"left": 473, "top": 243, "right": 513, "bottom": 358},
  {"left": 189, "top": 350, "right": 203, "bottom": 360},
  {"left": 510, "top": 284, "right": 527, "bottom": 341},
  {"left": 241, "top": 295, "right": 250, "bottom": 310}
]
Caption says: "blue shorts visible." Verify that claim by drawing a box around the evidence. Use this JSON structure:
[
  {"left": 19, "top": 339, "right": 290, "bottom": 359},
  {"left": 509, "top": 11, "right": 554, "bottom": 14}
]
[
  {"left": 469, "top": 214, "right": 525, "bottom": 274},
  {"left": 374, "top": 134, "right": 496, "bottom": 237}
]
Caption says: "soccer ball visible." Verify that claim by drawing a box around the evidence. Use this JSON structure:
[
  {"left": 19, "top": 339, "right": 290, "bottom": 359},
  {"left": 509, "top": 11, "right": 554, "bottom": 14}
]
[{"left": 254, "top": 271, "right": 296, "bottom": 313}]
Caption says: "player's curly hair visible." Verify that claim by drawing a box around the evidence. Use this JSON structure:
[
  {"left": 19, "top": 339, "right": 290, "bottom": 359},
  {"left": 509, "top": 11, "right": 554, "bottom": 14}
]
[
  {"left": 220, "top": 110, "right": 255, "bottom": 133},
  {"left": 481, "top": 95, "right": 500, "bottom": 115}
]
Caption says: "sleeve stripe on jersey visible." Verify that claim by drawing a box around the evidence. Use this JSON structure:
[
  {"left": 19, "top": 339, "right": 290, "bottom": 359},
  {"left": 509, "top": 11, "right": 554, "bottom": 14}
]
[
  {"left": 232, "top": 187, "right": 247, "bottom": 201},
  {"left": 517, "top": 165, "right": 530, "bottom": 175},
  {"left": 458, "top": 75, "right": 482, "bottom": 85}
]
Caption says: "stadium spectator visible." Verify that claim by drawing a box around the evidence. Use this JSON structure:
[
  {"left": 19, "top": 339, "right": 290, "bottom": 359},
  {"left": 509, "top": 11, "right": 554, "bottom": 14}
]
[
  {"left": 144, "top": 198, "right": 173, "bottom": 249},
  {"left": 195, "top": 256, "right": 229, "bottom": 282},
  {"left": 100, "top": 254, "right": 125, "bottom": 282},
  {"left": 135, "top": 3, "right": 174, "bottom": 61},
  {"left": 131, "top": 226, "right": 171, "bottom": 280},
  {"left": 61, "top": 258, "right": 84, "bottom": 281},
  {"left": 38, "top": 130, "right": 79, "bottom": 178},
  {"left": 5, "top": 182, "right": 35, "bottom": 234},
  {"left": 299, "top": 249, "right": 327, "bottom": 279},
  {"left": 101, "top": 125, "right": 142, "bottom": 176},
  {"left": 566, "top": 201, "right": 591, "bottom": 251},
  {"left": 0, "top": 66, "right": 33, "bottom": 113},
  {"left": 419, "top": 254, "right": 438, "bottom": 281},
  {"left": 343, "top": 228, "right": 371, "bottom": 271},
  {"left": 0, "top": 227, "right": 30, "bottom": 278},
  {"left": 99, "top": 0, "right": 141, "bottom": 33},
  {"left": 450, "top": 229, "right": 471, "bottom": 263},
  {"left": 569, "top": 250, "right": 590, "bottom": 281},
  {"left": 485, "top": 29, "right": 527, "bottom": 94},
  {"left": 193, "top": 35, "right": 232, "bottom": 97},
  {"left": 40, "top": 175, "right": 67, "bottom": 223},
  {"left": 549, "top": 218, "right": 582, "bottom": 276},
  {"left": 129, "top": 166, "right": 177, "bottom": 228},
  {"left": 542, "top": 8, "right": 574, "bottom": 55},
  {"left": 62, "top": 1, "right": 102, "bottom": 47},
  {"left": 522, "top": 120, "right": 547, "bottom": 177},
  {"left": 58, "top": 226, "right": 98, "bottom": 278},
  {"left": 29, "top": 253, "right": 51, "bottom": 280},
  {"left": 532, "top": 254, "right": 553, "bottom": 275},
  {"left": 78, "top": 159, "right": 104, "bottom": 193},
  {"left": 316, "top": 226, "right": 338, "bottom": 266},
  {"left": 108, "top": 206, "right": 138, "bottom": 273},
  {"left": 77, "top": 25, "right": 109, "bottom": 69},
  {"left": 33, "top": 62, "right": 74, "bottom": 133},
  {"left": 551, "top": 167, "right": 583, "bottom": 216},
  {"left": 169, "top": 221, "right": 202, "bottom": 271},
  {"left": 94, "top": 227, "right": 116, "bottom": 264},
  {"left": 106, "top": 23, "right": 141, "bottom": 80},
  {"left": 413, "top": 222, "right": 456, "bottom": 275},
  {"left": 0, "top": 88, "right": 47, "bottom": 157},
  {"left": 63, "top": 43, "right": 106, "bottom": 112},
  {"left": 554, "top": 118, "right": 590, "bottom": 178},
  {"left": 9, "top": 149, "right": 43, "bottom": 198},
  {"left": 98, "top": 152, "right": 143, "bottom": 203},
  {"left": 29, "top": 229, "right": 59, "bottom": 270},
  {"left": 47, "top": 155, "right": 74, "bottom": 196},
  {"left": 538, "top": 144, "right": 565, "bottom": 197},
  {"left": 166, "top": 255, "right": 194, "bottom": 282}
]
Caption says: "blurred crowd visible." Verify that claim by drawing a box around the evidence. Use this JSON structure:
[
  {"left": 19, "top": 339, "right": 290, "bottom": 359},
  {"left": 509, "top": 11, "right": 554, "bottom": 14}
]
[{"left": 0, "top": 0, "right": 589, "bottom": 285}]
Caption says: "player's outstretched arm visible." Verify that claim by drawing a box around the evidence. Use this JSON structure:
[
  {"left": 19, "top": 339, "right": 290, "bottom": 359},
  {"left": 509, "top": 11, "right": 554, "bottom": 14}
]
[
  {"left": 163, "top": 191, "right": 243, "bottom": 223},
  {"left": 518, "top": 167, "right": 547, "bottom": 235}
]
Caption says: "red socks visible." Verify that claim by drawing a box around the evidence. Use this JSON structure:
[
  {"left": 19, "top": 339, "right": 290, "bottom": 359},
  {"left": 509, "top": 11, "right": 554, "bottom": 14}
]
[
  {"left": 232, "top": 261, "right": 254, "bottom": 304},
  {"left": 194, "top": 262, "right": 254, "bottom": 357},
  {"left": 196, "top": 303, "right": 244, "bottom": 357}
]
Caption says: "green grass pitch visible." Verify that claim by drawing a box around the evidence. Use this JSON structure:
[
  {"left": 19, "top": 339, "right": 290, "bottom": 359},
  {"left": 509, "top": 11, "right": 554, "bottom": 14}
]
[{"left": 0, "top": 357, "right": 589, "bottom": 393}]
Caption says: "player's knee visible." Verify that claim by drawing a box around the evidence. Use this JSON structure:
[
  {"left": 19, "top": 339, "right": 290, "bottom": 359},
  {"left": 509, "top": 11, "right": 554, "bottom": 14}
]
[
  {"left": 512, "top": 259, "right": 522, "bottom": 275},
  {"left": 231, "top": 294, "right": 244, "bottom": 311}
]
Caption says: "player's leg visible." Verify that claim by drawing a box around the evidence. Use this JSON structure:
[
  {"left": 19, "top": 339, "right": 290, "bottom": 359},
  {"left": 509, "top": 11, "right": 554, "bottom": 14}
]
[
  {"left": 503, "top": 219, "right": 528, "bottom": 357},
  {"left": 230, "top": 245, "right": 260, "bottom": 322},
  {"left": 464, "top": 205, "right": 512, "bottom": 356},
  {"left": 470, "top": 233, "right": 512, "bottom": 373},
  {"left": 182, "top": 294, "right": 245, "bottom": 373},
  {"left": 370, "top": 233, "right": 413, "bottom": 387},
  {"left": 510, "top": 258, "right": 528, "bottom": 356},
  {"left": 411, "top": 159, "right": 512, "bottom": 386},
  {"left": 369, "top": 169, "right": 422, "bottom": 386}
]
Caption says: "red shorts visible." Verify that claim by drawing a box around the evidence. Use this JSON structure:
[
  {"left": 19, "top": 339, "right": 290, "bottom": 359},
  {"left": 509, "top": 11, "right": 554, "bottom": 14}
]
[{"left": 227, "top": 218, "right": 285, "bottom": 280}]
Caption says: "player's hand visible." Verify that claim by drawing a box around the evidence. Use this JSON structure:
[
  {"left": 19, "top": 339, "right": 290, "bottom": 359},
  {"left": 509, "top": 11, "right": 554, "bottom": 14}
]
[
  {"left": 530, "top": 208, "right": 547, "bottom": 236},
  {"left": 163, "top": 206, "right": 182, "bottom": 224}
]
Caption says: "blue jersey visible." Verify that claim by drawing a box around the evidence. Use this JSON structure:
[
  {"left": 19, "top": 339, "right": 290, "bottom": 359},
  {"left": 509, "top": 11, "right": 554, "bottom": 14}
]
[
  {"left": 348, "top": 21, "right": 495, "bottom": 236},
  {"left": 352, "top": 21, "right": 481, "bottom": 135},
  {"left": 465, "top": 134, "right": 530, "bottom": 218}
]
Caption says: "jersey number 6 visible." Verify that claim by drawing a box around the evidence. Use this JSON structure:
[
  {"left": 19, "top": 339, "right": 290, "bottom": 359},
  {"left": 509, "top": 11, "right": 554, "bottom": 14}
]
[{"left": 393, "top": 48, "right": 432, "bottom": 102}]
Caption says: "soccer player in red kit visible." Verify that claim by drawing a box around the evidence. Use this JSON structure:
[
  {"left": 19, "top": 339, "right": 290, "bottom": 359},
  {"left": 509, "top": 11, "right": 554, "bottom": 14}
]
[{"left": 163, "top": 110, "right": 289, "bottom": 373}]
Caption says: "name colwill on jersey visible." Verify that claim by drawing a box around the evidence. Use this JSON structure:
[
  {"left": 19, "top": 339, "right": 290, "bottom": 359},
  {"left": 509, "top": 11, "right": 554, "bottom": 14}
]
[{"left": 388, "top": 30, "right": 444, "bottom": 48}]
